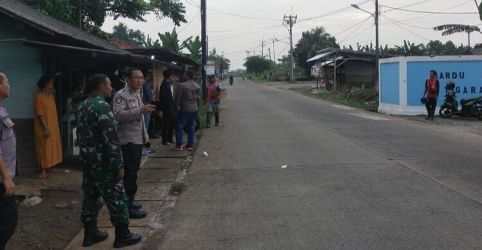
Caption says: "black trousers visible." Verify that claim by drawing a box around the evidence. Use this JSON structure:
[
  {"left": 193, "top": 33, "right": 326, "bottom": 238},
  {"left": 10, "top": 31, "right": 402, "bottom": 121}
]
[
  {"left": 425, "top": 97, "right": 437, "bottom": 117},
  {"left": 0, "top": 185, "right": 18, "bottom": 250},
  {"left": 121, "top": 144, "right": 142, "bottom": 208},
  {"left": 162, "top": 111, "right": 175, "bottom": 144}
]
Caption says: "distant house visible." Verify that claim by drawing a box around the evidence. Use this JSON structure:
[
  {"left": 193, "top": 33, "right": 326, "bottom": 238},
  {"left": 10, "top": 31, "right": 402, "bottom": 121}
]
[
  {"left": 0, "top": 0, "right": 196, "bottom": 172},
  {"left": 307, "top": 48, "right": 377, "bottom": 91}
]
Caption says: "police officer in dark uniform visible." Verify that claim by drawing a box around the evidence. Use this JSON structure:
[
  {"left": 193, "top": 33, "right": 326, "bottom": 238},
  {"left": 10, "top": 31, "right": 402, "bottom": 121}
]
[
  {"left": 113, "top": 68, "right": 154, "bottom": 218},
  {"left": 0, "top": 71, "right": 18, "bottom": 250},
  {"left": 75, "top": 74, "right": 141, "bottom": 248}
]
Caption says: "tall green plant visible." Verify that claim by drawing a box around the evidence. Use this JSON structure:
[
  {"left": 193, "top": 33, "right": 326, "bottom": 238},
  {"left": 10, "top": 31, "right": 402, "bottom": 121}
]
[
  {"left": 433, "top": 24, "right": 481, "bottom": 47},
  {"left": 158, "top": 28, "right": 190, "bottom": 53},
  {"left": 183, "top": 36, "right": 201, "bottom": 63}
]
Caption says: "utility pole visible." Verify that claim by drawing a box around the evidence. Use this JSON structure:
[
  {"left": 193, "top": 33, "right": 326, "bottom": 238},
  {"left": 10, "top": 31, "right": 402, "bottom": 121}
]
[
  {"left": 268, "top": 47, "right": 272, "bottom": 61},
  {"left": 261, "top": 40, "right": 266, "bottom": 58},
  {"left": 201, "top": 0, "right": 207, "bottom": 100},
  {"left": 375, "top": 0, "right": 379, "bottom": 89},
  {"left": 283, "top": 14, "right": 297, "bottom": 82},
  {"left": 271, "top": 38, "right": 277, "bottom": 79},
  {"left": 220, "top": 52, "right": 224, "bottom": 79}
]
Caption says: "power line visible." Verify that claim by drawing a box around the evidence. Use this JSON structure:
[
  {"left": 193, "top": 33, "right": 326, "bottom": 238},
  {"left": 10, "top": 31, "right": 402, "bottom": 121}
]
[
  {"left": 333, "top": 16, "right": 372, "bottom": 38},
  {"left": 209, "top": 24, "right": 285, "bottom": 33},
  {"left": 337, "top": 16, "right": 372, "bottom": 44},
  {"left": 208, "top": 25, "right": 284, "bottom": 39},
  {"left": 385, "top": 1, "right": 476, "bottom": 27},
  {"left": 382, "top": 15, "right": 432, "bottom": 41},
  {"left": 297, "top": 0, "right": 372, "bottom": 22},
  {"left": 178, "top": 11, "right": 200, "bottom": 34},
  {"left": 185, "top": 0, "right": 281, "bottom": 21},
  {"left": 209, "top": 25, "right": 284, "bottom": 41},
  {"left": 381, "top": 5, "right": 478, "bottom": 15},
  {"left": 383, "top": 0, "right": 438, "bottom": 13}
]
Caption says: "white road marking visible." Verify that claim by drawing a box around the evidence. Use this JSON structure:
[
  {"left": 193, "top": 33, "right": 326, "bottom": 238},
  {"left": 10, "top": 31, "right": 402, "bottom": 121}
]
[
  {"left": 281, "top": 165, "right": 288, "bottom": 169},
  {"left": 332, "top": 104, "right": 355, "bottom": 110},
  {"left": 351, "top": 113, "right": 390, "bottom": 121}
]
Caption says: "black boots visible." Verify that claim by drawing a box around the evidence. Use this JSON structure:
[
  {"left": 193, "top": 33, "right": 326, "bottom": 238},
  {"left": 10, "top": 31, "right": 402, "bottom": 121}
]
[
  {"left": 114, "top": 226, "right": 142, "bottom": 248},
  {"left": 82, "top": 221, "right": 108, "bottom": 247},
  {"left": 129, "top": 207, "right": 147, "bottom": 219},
  {"left": 131, "top": 201, "right": 142, "bottom": 209}
]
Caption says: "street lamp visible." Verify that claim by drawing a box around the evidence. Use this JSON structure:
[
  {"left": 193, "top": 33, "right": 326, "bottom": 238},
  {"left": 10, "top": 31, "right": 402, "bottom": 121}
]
[{"left": 351, "top": 0, "right": 379, "bottom": 88}]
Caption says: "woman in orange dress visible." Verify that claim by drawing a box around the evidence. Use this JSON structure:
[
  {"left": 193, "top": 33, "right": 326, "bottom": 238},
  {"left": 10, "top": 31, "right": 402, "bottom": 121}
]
[{"left": 34, "top": 75, "right": 62, "bottom": 178}]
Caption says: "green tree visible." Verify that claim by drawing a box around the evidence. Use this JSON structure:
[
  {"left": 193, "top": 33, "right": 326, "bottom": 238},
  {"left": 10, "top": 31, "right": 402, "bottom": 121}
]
[
  {"left": 425, "top": 40, "right": 445, "bottom": 55},
  {"left": 21, "top": 0, "right": 186, "bottom": 31},
  {"left": 157, "top": 28, "right": 191, "bottom": 53},
  {"left": 183, "top": 36, "right": 201, "bottom": 64},
  {"left": 112, "top": 23, "right": 146, "bottom": 47},
  {"left": 392, "top": 40, "right": 425, "bottom": 56},
  {"left": 244, "top": 56, "right": 271, "bottom": 76},
  {"left": 145, "top": 35, "right": 161, "bottom": 48},
  {"left": 433, "top": 24, "right": 481, "bottom": 47},
  {"left": 294, "top": 27, "right": 339, "bottom": 75},
  {"left": 207, "top": 49, "right": 230, "bottom": 73}
]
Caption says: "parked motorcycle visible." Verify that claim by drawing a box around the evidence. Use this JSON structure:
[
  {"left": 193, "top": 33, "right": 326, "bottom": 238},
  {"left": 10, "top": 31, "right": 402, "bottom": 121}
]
[{"left": 439, "top": 81, "right": 482, "bottom": 120}]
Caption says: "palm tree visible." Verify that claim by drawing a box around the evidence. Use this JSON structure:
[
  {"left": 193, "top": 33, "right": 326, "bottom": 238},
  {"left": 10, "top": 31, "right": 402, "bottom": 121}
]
[{"left": 433, "top": 24, "right": 481, "bottom": 47}]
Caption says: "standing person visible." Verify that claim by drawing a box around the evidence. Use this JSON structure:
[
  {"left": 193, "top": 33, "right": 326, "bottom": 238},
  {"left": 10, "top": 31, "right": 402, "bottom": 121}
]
[
  {"left": 141, "top": 74, "right": 154, "bottom": 156},
  {"left": 158, "top": 69, "right": 176, "bottom": 145},
  {"left": 206, "top": 75, "right": 221, "bottom": 128},
  {"left": 34, "top": 75, "right": 62, "bottom": 178},
  {"left": 0, "top": 72, "right": 18, "bottom": 250},
  {"left": 113, "top": 68, "right": 154, "bottom": 219},
  {"left": 175, "top": 71, "right": 200, "bottom": 151},
  {"left": 75, "top": 74, "right": 141, "bottom": 248},
  {"left": 423, "top": 70, "right": 440, "bottom": 121},
  {"left": 229, "top": 75, "right": 234, "bottom": 86}
]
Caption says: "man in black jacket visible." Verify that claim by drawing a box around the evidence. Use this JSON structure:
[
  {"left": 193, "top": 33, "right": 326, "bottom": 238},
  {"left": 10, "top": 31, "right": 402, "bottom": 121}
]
[{"left": 158, "top": 69, "right": 177, "bottom": 145}]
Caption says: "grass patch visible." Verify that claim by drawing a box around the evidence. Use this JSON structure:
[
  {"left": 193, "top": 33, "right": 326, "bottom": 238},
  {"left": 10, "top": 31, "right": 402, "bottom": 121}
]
[
  {"left": 198, "top": 101, "right": 208, "bottom": 129},
  {"left": 292, "top": 87, "right": 379, "bottom": 112}
]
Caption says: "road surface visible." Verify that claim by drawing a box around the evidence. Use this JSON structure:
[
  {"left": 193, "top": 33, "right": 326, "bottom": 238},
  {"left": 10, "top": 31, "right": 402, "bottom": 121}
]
[{"left": 159, "top": 78, "right": 482, "bottom": 249}]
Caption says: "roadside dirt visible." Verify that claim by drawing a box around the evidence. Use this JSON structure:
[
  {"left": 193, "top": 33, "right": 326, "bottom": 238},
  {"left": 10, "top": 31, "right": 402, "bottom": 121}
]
[{"left": 7, "top": 189, "right": 82, "bottom": 250}]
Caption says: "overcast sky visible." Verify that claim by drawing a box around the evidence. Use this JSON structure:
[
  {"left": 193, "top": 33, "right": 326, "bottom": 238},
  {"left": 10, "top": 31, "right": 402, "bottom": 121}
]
[{"left": 102, "top": 0, "right": 482, "bottom": 69}]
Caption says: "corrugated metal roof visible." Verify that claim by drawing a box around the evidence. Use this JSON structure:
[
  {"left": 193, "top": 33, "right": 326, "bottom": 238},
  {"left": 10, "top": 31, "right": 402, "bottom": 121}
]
[{"left": 0, "top": 0, "right": 122, "bottom": 52}]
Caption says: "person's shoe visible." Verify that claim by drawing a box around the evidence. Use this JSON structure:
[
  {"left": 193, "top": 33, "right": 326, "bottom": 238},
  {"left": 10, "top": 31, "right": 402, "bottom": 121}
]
[
  {"left": 141, "top": 147, "right": 150, "bottom": 156},
  {"left": 430, "top": 116, "right": 434, "bottom": 121},
  {"left": 83, "top": 228, "right": 109, "bottom": 247},
  {"left": 176, "top": 144, "right": 185, "bottom": 151},
  {"left": 425, "top": 116, "right": 430, "bottom": 120},
  {"left": 129, "top": 208, "right": 147, "bottom": 219},
  {"left": 113, "top": 231, "right": 142, "bottom": 248},
  {"left": 215, "top": 123, "right": 219, "bottom": 127},
  {"left": 131, "top": 201, "right": 142, "bottom": 209},
  {"left": 187, "top": 146, "right": 193, "bottom": 151}
]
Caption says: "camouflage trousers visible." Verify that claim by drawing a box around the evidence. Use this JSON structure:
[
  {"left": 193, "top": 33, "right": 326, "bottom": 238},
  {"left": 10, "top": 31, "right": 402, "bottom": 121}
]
[{"left": 81, "top": 165, "right": 129, "bottom": 227}]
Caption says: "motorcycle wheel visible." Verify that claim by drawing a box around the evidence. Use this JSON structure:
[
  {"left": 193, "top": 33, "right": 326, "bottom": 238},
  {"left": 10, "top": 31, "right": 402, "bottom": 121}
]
[{"left": 439, "top": 106, "right": 453, "bottom": 118}]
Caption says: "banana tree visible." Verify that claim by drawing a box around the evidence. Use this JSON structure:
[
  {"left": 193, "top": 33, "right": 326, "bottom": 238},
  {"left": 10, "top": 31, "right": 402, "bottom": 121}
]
[
  {"left": 157, "top": 28, "right": 191, "bottom": 54},
  {"left": 183, "top": 36, "right": 201, "bottom": 64},
  {"left": 433, "top": 24, "right": 481, "bottom": 47}
]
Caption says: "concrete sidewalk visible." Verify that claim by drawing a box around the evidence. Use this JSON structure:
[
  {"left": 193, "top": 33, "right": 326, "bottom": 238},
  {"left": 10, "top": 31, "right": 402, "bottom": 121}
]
[{"left": 65, "top": 137, "right": 194, "bottom": 249}]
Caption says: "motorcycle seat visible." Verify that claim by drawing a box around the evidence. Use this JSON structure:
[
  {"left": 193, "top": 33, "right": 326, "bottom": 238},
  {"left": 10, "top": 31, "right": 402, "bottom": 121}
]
[{"left": 460, "top": 97, "right": 480, "bottom": 105}]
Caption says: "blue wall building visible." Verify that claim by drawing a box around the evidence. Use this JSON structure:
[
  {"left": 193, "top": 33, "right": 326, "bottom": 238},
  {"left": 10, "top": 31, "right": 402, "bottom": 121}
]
[{"left": 379, "top": 56, "right": 482, "bottom": 115}]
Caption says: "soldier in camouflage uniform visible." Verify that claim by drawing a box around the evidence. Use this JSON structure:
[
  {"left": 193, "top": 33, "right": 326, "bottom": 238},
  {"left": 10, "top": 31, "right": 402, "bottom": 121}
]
[{"left": 75, "top": 73, "right": 141, "bottom": 248}]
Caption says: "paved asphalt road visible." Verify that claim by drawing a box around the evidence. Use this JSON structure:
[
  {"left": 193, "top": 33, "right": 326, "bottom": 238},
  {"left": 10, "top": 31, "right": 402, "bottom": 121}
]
[{"left": 159, "top": 79, "right": 482, "bottom": 250}]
